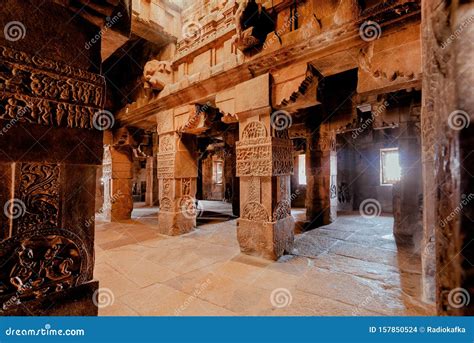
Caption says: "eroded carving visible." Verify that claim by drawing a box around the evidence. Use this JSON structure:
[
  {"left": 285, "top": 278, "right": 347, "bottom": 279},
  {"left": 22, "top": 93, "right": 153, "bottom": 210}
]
[
  {"left": 0, "top": 46, "right": 105, "bottom": 130},
  {"left": 143, "top": 60, "right": 172, "bottom": 91},
  {"left": 0, "top": 229, "right": 87, "bottom": 307},
  {"left": 182, "top": 178, "right": 191, "bottom": 196},
  {"left": 241, "top": 201, "right": 269, "bottom": 222},
  {"left": 242, "top": 121, "right": 267, "bottom": 139},
  {"left": 273, "top": 200, "right": 291, "bottom": 221},
  {"left": 159, "top": 197, "right": 173, "bottom": 212}
]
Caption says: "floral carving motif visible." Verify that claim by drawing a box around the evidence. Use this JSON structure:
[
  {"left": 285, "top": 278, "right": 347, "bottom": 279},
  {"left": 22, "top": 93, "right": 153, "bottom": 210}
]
[
  {"left": 15, "top": 163, "right": 60, "bottom": 234},
  {"left": 273, "top": 200, "right": 291, "bottom": 221}
]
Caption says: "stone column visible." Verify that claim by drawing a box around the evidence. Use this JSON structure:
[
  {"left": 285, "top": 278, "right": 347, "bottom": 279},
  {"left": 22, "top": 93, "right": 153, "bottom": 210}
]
[
  {"left": 145, "top": 156, "right": 154, "bottom": 206},
  {"left": 0, "top": 0, "right": 119, "bottom": 315},
  {"left": 422, "top": 0, "right": 474, "bottom": 313},
  {"left": 102, "top": 128, "right": 134, "bottom": 221},
  {"left": 305, "top": 123, "right": 337, "bottom": 229},
  {"left": 109, "top": 146, "right": 134, "bottom": 220},
  {"left": 157, "top": 131, "right": 198, "bottom": 235},
  {"left": 235, "top": 74, "right": 294, "bottom": 260}
]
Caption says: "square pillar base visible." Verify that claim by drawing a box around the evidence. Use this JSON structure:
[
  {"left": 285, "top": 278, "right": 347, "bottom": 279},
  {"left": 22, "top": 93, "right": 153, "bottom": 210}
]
[
  {"left": 237, "top": 217, "right": 295, "bottom": 260},
  {"left": 157, "top": 211, "right": 196, "bottom": 236}
]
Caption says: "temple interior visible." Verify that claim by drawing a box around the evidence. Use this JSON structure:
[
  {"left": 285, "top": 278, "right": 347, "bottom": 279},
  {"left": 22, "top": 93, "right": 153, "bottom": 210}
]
[{"left": 0, "top": 0, "right": 472, "bottom": 316}]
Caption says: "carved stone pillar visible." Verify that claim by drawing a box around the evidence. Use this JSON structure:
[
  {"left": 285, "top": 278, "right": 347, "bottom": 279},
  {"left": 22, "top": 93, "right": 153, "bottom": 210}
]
[
  {"left": 0, "top": 0, "right": 115, "bottom": 315},
  {"left": 305, "top": 124, "right": 337, "bottom": 229},
  {"left": 102, "top": 129, "right": 134, "bottom": 221},
  {"left": 235, "top": 74, "right": 294, "bottom": 260},
  {"left": 422, "top": 0, "right": 474, "bottom": 313},
  {"left": 157, "top": 132, "right": 198, "bottom": 235}
]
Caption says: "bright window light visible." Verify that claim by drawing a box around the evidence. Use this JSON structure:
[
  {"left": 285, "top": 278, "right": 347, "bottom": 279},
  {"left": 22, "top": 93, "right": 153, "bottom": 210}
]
[
  {"left": 380, "top": 148, "right": 401, "bottom": 185},
  {"left": 213, "top": 161, "right": 223, "bottom": 185},
  {"left": 298, "top": 154, "right": 307, "bottom": 185}
]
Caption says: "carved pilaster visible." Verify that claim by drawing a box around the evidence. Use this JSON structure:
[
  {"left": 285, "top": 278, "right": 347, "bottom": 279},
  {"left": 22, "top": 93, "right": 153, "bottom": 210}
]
[
  {"left": 157, "top": 132, "right": 198, "bottom": 235},
  {"left": 236, "top": 116, "right": 295, "bottom": 260}
]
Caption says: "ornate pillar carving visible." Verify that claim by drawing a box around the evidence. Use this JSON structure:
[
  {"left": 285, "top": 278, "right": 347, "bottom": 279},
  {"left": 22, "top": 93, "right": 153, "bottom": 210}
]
[
  {"left": 235, "top": 74, "right": 294, "bottom": 260},
  {"left": 102, "top": 128, "right": 134, "bottom": 221},
  {"left": 157, "top": 128, "right": 198, "bottom": 235},
  {"left": 0, "top": 2, "right": 112, "bottom": 314}
]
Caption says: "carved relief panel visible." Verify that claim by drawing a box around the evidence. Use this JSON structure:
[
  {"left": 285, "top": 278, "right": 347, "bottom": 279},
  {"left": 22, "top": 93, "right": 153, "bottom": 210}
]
[
  {"left": 14, "top": 163, "right": 60, "bottom": 235},
  {"left": 236, "top": 121, "right": 293, "bottom": 177},
  {"left": 0, "top": 46, "right": 105, "bottom": 130}
]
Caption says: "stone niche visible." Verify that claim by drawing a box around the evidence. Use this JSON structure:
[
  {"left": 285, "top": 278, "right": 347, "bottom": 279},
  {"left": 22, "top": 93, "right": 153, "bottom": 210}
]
[{"left": 0, "top": 0, "right": 110, "bottom": 315}]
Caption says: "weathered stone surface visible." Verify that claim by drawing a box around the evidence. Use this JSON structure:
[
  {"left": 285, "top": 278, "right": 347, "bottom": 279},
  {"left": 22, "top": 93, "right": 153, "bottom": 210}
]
[{"left": 237, "top": 217, "right": 295, "bottom": 260}]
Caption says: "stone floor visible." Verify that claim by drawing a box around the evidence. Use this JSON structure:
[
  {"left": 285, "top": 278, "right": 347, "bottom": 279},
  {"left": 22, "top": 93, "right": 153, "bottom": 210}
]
[{"left": 94, "top": 201, "right": 435, "bottom": 316}]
